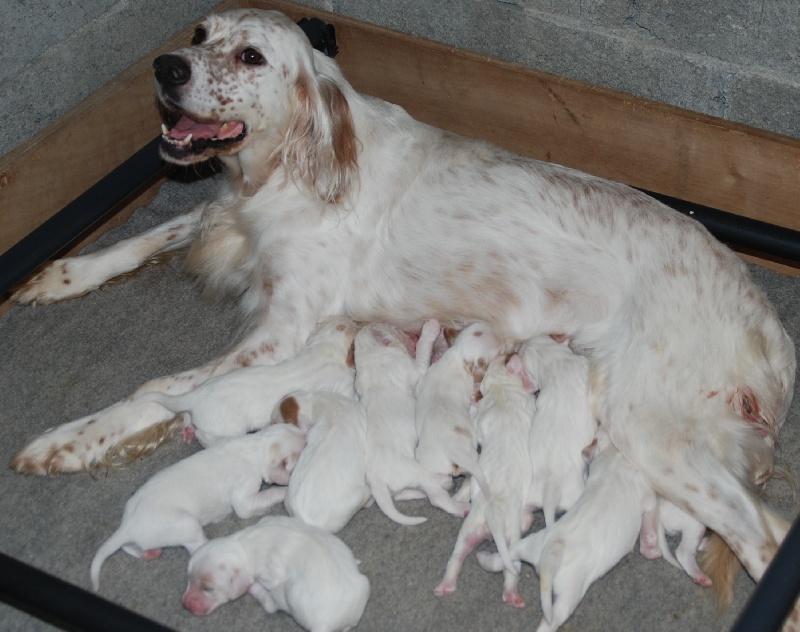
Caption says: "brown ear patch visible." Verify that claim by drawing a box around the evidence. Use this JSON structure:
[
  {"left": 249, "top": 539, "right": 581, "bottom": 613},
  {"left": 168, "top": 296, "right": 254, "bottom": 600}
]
[
  {"left": 443, "top": 327, "right": 461, "bottom": 346},
  {"left": 279, "top": 397, "right": 300, "bottom": 426}
]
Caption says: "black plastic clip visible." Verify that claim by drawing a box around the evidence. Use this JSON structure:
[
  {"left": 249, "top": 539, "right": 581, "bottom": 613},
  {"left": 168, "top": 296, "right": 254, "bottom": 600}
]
[{"left": 297, "top": 17, "right": 339, "bottom": 58}]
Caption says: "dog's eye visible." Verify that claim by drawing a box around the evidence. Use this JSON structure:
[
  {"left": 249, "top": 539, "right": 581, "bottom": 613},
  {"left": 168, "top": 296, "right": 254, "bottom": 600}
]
[
  {"left": 240, "top": 48, "right": 264, "bottom": 65},
  {"left": 191, "top": 26, "right": 207, "bottom": 46}
]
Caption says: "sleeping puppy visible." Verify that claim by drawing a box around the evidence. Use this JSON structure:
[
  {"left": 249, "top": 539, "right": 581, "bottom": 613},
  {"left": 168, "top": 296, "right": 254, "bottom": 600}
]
[
  {"left": 414, "top": 322, "right": 506, "bottom": 498},
  {"left": 273, "top": 390, "right": 371, "bottom": 533},
  {"left": 355, "top": 320, "right": 469, "bottom": 525},
  {"left": 182, "top": 515, "right": 370, "bottom": 632},
  {"left": 477, "top": 428, "right": 656, "bottom": 632},
  {"left": 133, "top": 317, "right": 358, "bottom": 446},
  {"left": 434, "top": 354, "right": 537, "bottom": 607},
  {"left": 90, "top": 423, "right": 305, "bottom": 590},
  {"left": 519, "top": 335, "right": 598, "bottom": 526}
]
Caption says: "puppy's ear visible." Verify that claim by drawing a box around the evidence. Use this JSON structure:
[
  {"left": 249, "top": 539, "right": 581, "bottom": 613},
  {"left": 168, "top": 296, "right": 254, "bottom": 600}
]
[
  {"left": 283, "top": 71, "right": 357, "bottom": 204},
  {"left": 227, "top": 567, "right": 253, "bottom": 600}
]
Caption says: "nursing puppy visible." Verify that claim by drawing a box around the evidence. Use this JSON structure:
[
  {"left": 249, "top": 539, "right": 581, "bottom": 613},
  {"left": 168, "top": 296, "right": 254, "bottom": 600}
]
[
  {"left": 435, "top": 354, "right": 537, "bottom": 606},
  {"left": 90, "top": 423, "right": 305, "bottom": 590},
  {"left": 639, "top": 497, "right": 712, "bottom": 586},
  {"left": 477, "top": 429, "right": 656, "bottom": 632},
  {"left": 183, "top": 515, "right": 370, "bottom": 632},
  {"left": 274, "top": 390, "right": 371, "bottom": 533},
  {"left": 414, "top": 322, "right": 506, "bottom": 498},
  {"left": 133, "top": 317, "right": 358, "bottom": 446},
  {"left": 519, "top": 335, "right": 598, "bottom": 525},
  {"left": 355, "top": 320, "right": 469, "bottom": 525}
]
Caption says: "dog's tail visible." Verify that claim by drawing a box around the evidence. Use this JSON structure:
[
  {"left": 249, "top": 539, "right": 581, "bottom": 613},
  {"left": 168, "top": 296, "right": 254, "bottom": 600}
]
[
  {"left": 701, "top": 503, "right": 790, "bottom": 612},
  {"left": 90, "top": 528, "right": 128, "bottom": 591},
  {"left": 368, "top": 474, "right": 427, "bottom": 526}
]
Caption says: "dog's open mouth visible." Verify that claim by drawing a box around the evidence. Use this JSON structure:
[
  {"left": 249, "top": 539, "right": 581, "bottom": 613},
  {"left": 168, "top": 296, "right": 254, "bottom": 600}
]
[{"left": 159, "top": 115, "right": 247, "bottom": 162}]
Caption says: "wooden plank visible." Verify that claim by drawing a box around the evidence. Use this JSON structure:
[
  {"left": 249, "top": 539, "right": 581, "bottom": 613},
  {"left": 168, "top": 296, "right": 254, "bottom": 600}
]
[
  {"left": 256, "top": 0, "right": 800, "bottom": 234},
  {"left": 1, "top": 0, "right": 798, "bottom": 283}
]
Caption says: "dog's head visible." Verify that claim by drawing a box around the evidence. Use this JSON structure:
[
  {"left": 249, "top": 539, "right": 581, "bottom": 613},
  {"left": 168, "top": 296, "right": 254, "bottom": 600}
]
[
  {"left": 154, "top": 9, "right": 356, "bottom": 202},
  {"left": 183, "top": 538, "right": 252, "bottom": 615}
]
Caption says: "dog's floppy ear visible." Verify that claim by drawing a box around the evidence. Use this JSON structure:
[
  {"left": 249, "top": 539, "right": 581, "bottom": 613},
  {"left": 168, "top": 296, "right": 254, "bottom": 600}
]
[{"left": 283, "top": 70, "right": 357, "bottom": 204}]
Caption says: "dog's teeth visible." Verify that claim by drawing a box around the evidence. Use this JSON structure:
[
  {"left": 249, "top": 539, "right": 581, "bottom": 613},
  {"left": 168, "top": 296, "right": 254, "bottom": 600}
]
[
  {"left": 183, "top": 134, "right": 193, "bottom": 145},
  {"left": 161, "top": 123, "right": 169, "bottom": 137}
]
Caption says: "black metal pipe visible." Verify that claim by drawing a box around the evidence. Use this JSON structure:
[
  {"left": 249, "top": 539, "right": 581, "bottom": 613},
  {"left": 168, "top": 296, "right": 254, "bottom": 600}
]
[
  {"left": 730, "top": 514, "right": 800, "bottom": 632},
  {"left": 0, "top": 137, "right": 165, "bottom": 298},
  {"left": 0, "top": 552, "right": 175, "bottom": 632},
  {"left": 643, "top": 190, "right": 800, "bottom": 263}
]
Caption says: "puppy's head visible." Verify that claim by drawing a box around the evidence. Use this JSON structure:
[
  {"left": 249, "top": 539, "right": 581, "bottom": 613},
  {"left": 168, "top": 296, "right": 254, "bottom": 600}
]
[{"left": 183, "top": 539, "right": 252, "bottom": 615}]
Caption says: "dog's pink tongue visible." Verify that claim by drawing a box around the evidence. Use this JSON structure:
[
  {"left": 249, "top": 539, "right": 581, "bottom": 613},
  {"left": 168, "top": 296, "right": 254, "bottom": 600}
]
[{"left": 168, "top": 116, "right": 243, "bottom": 140}]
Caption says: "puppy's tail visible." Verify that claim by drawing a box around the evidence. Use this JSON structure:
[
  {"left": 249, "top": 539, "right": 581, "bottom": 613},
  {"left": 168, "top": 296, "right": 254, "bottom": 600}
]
[
  {"left": 484, "top": 500, "right": 517, "bottom": 575},
  {"left": 90, "top": 529, "right": 128, "bottom": 591},
  {"left": 368, "top": 475, "right": 427, "bottom": 526},
  {"left": 538, "top": 539, "right": 564, "bottom": 625}
]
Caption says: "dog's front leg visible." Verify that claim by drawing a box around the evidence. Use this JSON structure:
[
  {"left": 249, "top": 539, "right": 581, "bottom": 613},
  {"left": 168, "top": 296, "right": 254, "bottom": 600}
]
[
  {"left": 11, "top": 293, "right": 330, "bottom": 474},
  {"left": 11, "top": 207, "right": 203, "bottom": 305}
]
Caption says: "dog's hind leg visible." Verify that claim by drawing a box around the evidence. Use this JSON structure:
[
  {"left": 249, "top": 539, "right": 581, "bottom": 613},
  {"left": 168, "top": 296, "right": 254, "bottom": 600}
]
[{"left": 12, "top": 207, "right": 203, "bottom": 305}]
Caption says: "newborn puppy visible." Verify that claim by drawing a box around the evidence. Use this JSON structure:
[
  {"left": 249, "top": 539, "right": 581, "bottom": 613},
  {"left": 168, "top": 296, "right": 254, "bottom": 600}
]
[
  {"left": 414, "top": 322, "right": 506, "bottom": 497},
  {"left": 519, "top": 335, "right": 598, "bottom": 526},
  {"left": 90, "top": 424, "right": 306, "bottom": 590},
  {"left": 355, "top": 320, "right": 469, "bottom": 525},
  {"left": 133, "top": 317, "right": 358, "bottom": 446},
  {"left": 182, "top": 515, "right": 370, "bottom": 632},
  {"left": 434, "top": 354, "right": 537, "bottom": 607},
  {"left": 477, "top": 429, "right": 656, "bottom": 632},
  {"left": 639, "top": 497, "right": 712, "bottom": 586},
  {"left": 274, "top": 390, "right": 371, "bottom": 533}
]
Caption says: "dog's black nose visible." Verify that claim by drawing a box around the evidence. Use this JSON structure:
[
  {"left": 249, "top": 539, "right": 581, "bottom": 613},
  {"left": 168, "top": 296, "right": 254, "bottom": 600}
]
[{"left": 153, "top": 54, "right": 191, "bottom": 87}]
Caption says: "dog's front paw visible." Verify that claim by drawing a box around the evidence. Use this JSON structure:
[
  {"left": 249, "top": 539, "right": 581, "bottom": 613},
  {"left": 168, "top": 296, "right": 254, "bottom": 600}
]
[{"left": 11, "top": 260, "right": 88, "bottom": 305}]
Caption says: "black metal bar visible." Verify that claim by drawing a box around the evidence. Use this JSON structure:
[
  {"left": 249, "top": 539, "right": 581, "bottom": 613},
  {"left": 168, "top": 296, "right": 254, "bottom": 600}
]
[
  {"left": 0, "top": 552, "right": 175, "bottom": 632},
  {"left": 0, "top": 137, "right": 165, "bottom": 298},
  {"left": 730, "top": 515, "right": 800, "bottom": 632},
  {"left": 643, "top": 190, "right": 800, "bottom": 263}
]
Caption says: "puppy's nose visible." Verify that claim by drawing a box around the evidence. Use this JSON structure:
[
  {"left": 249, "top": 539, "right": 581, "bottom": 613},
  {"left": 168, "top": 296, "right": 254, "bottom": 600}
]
[{"left": 153, "top": 54, "right": 191, "bottom": 87}]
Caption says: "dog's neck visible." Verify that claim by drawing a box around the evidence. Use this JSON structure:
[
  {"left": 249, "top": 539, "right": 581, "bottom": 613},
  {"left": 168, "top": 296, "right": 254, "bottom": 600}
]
[{"left": 219, "top": 126, "right": 288, "bottom": 197}]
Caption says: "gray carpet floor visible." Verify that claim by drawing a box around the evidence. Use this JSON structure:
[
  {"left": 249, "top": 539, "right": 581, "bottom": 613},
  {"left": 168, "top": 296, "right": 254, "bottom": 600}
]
[{"left": 1, "top": 175, "right": 798, "bottom": 631}]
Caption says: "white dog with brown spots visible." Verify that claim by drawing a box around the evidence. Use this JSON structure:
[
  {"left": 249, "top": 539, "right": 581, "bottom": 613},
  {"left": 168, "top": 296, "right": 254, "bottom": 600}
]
[{"left": 11, "top": 10, "right": 795, "bottom": 621}]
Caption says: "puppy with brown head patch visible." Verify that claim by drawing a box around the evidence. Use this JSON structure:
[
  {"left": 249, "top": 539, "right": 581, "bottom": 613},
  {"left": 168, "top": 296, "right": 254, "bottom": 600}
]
[
  {"left": 414, "top": 321, "right": 506, "bottom": 499},
  {"left": 90, "top": 423, "right": 305, "bottom": 591}
]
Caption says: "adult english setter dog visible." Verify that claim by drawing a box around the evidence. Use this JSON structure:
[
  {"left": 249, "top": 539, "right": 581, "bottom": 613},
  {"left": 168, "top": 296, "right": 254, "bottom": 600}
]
[{"left": 10, "top": 8, "right": 796, "bottom": 617}]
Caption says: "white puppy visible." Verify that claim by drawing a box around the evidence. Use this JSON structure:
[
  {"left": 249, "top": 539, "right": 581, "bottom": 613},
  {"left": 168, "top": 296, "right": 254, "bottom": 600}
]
[
  {"left": 639, "top": 497, "right": 712, "bottom": 586},
  {"left": 520, "top": 335, "right": 597, "bottom": 525},
  {"left": 133, "top": 317, "right": 358, "bottom": 446},
  {"left": 414, "top": 322, "right": 506, "bottom": 498},
  {"left": 90, "top": 423, "right": 306, "bottom": 590},
  {"left": 182, "top": 515, "right": 370, "bottom": 632},
  {"left": 477, "top": 429, "right": 656, "bottom": 632},
  {"left": 434, "top": 354, "right": 537, "bottom": 606},
  {"left": 273, "top": 390, "right": 371, "bottom": 533},
  {"left": 355, "top": 320, "right": 469, "bottom": 525}
]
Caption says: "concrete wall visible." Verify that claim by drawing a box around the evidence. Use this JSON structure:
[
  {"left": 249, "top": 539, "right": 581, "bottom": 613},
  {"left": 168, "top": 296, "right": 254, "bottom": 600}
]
[{"left": 3, "top": 0, "right": 798, "bottom": 158}]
